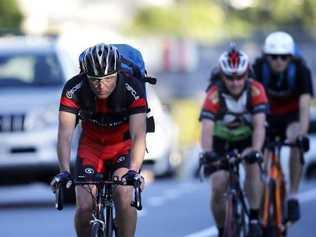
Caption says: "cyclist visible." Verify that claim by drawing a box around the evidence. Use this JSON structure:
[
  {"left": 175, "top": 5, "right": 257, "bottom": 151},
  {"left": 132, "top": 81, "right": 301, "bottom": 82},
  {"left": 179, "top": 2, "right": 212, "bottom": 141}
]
[
  {"left": 199, "top": 45, "right": 268, "bottom": 237},
  {"left": 51, "top": 43, "right": 147, "bottom": 237},
  {"left": 253, "top": 31, "right": 313, "bottom": 223}
]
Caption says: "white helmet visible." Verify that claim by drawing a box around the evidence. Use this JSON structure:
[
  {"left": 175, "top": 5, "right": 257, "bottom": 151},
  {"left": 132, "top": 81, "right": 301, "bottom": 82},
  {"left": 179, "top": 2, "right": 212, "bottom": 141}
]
[
  {"left": 263, "top": 31, "right": 295, "bottom": 55},
  {"left": 218, "top": 46, "right": 249, "bottom": 77}
]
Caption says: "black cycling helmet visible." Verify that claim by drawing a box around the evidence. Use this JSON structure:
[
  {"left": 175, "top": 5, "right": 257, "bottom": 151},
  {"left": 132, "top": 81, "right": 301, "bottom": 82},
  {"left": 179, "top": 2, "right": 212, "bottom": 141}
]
[{"left": 79, "top": 43, "right": 120, "bottom": 78}]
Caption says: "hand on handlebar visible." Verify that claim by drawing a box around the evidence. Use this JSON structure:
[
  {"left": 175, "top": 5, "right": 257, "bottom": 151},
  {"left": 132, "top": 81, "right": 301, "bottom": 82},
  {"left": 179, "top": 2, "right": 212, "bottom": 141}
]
[
  {"left": 296, "top": 135, "right": 310, "bottom": 153},
  {"left": 50, "top": 171, "right": 73, "bottom": 192},
  {"left": 122, "top": 170, "right": 144, "bottom": 188},
  {"left": 242, "top": 149, "right": 263, "bottom": 164}
]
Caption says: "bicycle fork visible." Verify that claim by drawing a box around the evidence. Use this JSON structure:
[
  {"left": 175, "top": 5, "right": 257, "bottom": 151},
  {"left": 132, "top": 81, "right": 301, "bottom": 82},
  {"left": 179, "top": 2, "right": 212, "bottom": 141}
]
[{"left": 262, "top": 153, "right": 286, "bottom": 236}]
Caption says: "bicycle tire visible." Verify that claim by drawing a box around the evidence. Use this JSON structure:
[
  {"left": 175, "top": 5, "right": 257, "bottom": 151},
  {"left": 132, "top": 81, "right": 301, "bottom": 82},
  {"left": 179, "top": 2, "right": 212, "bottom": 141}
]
[
  {"left": 105, "top": 207, "right": 114, "bottom": 237},
  {"left": 262, "top": 179, "right": 286, "bottom": 237},
  {"left": 223, "top": 193, "right": 238, "bottom": 237},
  {"left": 238, "top": 202, "right": 247, "bottom": 237},
  {"left": 91, "top": 222, "right": 103, "bottom": 237}
]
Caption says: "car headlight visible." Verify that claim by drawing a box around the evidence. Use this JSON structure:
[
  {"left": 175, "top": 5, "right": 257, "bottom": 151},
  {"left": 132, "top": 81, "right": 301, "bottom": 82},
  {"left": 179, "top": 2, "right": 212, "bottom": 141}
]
[{"left": 24, "top": 104, "right": 58, "bottom": 131}]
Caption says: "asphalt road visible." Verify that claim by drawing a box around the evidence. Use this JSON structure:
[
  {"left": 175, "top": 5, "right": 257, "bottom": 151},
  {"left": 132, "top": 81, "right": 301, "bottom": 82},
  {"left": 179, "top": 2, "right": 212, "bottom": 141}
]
[{"left": 0, "top": 178, "right": 315, "bottom": 237}]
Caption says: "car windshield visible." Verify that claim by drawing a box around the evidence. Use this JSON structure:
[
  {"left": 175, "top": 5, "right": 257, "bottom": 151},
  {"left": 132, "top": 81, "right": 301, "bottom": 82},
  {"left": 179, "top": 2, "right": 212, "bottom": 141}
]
[{"left": 0, "top": 52, "right": 64, "bottom": 87}]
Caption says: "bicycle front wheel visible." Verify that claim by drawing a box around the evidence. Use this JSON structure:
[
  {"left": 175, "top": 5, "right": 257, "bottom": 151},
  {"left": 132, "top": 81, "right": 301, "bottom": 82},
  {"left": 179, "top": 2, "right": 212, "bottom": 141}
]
[
  {"left": 91, "top": 222, "right": 103, "bottom": 237},
  {"left": 223, "top": 193, "right": 239, "bottom": 237},
  {"left": 105, "top": 207, "right": 114, "bottom": 237}
]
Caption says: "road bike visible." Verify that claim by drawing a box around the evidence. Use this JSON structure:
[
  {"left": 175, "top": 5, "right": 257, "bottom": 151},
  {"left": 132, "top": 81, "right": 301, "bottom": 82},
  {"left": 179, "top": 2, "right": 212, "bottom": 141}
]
[
  {"left": 199, "top": 150, "right": 263, "bottom": 237},
  {"left": 53, "top": 162, "right": 143, "bottom": 237},
  {"left": 261, "top": 136, "right": 308, "bottom": 237}
]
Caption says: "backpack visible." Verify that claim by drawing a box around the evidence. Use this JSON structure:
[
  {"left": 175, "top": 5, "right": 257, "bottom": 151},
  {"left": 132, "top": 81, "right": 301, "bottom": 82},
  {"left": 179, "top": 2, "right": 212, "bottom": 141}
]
[
  {"left": 113, "top": 44, "right": 156, "bottom": 133},
  {"left": 113, "top": 44, "right": 156, "bottom": 85}
]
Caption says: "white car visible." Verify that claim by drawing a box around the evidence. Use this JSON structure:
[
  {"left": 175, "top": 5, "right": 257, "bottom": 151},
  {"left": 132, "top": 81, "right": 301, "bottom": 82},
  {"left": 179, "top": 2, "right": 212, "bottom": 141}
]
[
  {"left": 0, "top": 36, "right": 77, "bottom": 184},
  {"left": 303, "top": 108, "right": 316, "bottom": 179},
  {"left": 279, "top": 108, "right": 316, "bottom": 181},
  {"left": 0, "top": 36, "right": 179, "bottom": 184}
]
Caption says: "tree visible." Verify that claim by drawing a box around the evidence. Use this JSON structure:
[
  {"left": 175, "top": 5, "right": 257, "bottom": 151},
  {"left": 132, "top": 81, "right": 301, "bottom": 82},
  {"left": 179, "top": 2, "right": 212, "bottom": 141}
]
[{"left": 0, "top": 0, "right": 23, "bottom": 34}]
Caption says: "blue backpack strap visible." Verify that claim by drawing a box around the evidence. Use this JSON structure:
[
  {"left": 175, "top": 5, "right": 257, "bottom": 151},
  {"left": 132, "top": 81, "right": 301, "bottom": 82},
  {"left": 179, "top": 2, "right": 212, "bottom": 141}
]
[
  {"left": 262, "top": 61, "right": 296, "bottom": 90},
  {"left": 287, "top": 62, "right": 296, "bottom": 90},
  {"left": 262, "top": 62, "right": 270, "bottom": 87}
]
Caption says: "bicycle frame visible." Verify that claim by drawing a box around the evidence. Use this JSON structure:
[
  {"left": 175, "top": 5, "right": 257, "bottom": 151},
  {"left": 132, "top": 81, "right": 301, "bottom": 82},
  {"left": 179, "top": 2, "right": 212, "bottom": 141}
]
[
  {"left": 262, "top": 143, "right": 286, "bottom": 236},
  {"left": 261, "top": 139, "right": 304, "bottom": 237},
  {"left": 223, "top": 153, "right": 249, "bottom": 237}
]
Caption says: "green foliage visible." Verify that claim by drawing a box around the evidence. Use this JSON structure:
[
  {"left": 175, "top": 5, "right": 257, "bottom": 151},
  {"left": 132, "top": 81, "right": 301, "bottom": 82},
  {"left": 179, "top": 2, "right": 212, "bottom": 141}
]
[
  {"left": 125, "top": 2, "right": 247, "bottom": 42},
  {"left": 126, "top": 0, "right": 316, "bottom": 41},
  {"left": 0, "top": 0, "right": 23, "bottom": 33}
]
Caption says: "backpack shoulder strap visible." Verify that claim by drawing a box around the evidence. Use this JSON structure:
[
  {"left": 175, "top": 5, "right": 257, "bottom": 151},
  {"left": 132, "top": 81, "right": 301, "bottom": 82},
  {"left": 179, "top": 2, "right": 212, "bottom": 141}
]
[
  {"left": 216, "top": 81, "right": 227, "bottom": 119},
  {"left": 262, "top": 62, "right": 270, "bottom": 87},
  {"left": 287, "top": 62, "right": 296, "bottom": 89}
]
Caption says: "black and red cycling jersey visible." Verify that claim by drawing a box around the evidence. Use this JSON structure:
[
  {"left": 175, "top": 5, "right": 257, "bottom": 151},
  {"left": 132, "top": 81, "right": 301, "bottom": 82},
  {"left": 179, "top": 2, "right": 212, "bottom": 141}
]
[
  {"left": 253, "top": 57, "right": 313, "bottom": 116},
  {"left": 59, "top": 71, "right": 148, "bottom": 171}
]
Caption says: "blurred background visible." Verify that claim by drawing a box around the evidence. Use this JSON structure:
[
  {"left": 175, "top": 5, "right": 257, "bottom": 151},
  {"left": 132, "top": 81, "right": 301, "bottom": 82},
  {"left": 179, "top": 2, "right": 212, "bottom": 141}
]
[{"left": 1, "top": 0, "right": 316, "bottom": 236}]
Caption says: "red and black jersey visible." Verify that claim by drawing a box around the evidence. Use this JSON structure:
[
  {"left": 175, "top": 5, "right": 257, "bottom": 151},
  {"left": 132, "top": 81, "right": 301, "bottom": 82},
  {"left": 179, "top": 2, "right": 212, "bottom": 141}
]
[
  {"left": 59, "top": 72, "right": 148, "bottom": 161},
  {"left": 253, "top": 57, "right": 313, "bottom": 116}
]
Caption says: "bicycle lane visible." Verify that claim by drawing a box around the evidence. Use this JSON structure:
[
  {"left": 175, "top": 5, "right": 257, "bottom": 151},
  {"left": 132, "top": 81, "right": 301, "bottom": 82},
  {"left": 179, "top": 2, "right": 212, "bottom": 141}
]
[{"left": 183, "top": 181, "right": 316, "bottom": 237}]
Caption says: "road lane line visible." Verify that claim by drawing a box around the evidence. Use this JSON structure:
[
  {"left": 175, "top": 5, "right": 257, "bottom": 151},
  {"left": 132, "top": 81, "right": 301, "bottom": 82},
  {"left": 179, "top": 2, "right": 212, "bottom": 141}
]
[
  {"left": 184, "top": 187, "right": 316, "bottom": 237},
  {"left": 184, "top": 226, "right": 217, "bottom": 237}
]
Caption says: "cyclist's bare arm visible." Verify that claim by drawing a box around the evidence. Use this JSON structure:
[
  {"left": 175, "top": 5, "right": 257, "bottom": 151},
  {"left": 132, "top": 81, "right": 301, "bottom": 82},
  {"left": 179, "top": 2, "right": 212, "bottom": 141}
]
[
  {"left": 57, "top": 111, "right": 77, "bottom": 172},
  {"left": 129, "top": 113, "right": 147, "bottom": 172},
  {"left": 251, "top": 112, "right": 266, "bottom": 151},
  {"left": 201, "top": 119, "right": 214, "bottom": 151},
  {"left": 299, "top": 94, "right": 311, "bottom": 135}
]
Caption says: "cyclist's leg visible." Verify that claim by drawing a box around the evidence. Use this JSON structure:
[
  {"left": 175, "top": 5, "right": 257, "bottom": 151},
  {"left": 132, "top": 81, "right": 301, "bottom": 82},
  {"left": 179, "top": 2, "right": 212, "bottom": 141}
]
[
  {"left": 112, "top": 153, "right": 136, "bottom": 237},
  {"left": 210, "top": 170, "right": 229, "bottom": 235},
  {"left": 74, "top": 156, "right": 97, "bottom": 237},
  {"left": 286, "top": 121, "right": 302, "bottom": 222},
  {"left": 209, "top": 137, "right": 229, "bottom": 236},
  {"left": 286, "top": 122, "right": 302, "bottom": 196}
]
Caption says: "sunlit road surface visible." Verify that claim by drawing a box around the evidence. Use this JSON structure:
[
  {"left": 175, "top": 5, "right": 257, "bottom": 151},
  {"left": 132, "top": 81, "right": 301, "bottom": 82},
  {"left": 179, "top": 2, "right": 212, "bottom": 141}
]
[{"left": 0, "top": 179, "right": 315, "bottom": 237}]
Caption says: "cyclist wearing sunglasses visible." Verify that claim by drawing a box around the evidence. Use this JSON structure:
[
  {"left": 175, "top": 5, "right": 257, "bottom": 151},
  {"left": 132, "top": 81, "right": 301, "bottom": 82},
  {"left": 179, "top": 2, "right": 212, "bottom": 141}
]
[
  {"left": 253, "top": 31, "right": 313, "bottom": 223},
  {"left": 199, "top": 45, "right": 268, "bottom": 237},
  {"left": 51, "top": 43, "right": 147, "bottom": 237}
]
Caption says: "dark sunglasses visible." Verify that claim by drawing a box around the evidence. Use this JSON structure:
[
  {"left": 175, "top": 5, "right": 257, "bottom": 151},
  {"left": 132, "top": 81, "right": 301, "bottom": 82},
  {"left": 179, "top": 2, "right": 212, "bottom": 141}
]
[
  {"left": 268, "top": 54, "right": 291, "bottom": 61},
  {"left": 224, "top": 73, "right": 246, "bottom": 81}
]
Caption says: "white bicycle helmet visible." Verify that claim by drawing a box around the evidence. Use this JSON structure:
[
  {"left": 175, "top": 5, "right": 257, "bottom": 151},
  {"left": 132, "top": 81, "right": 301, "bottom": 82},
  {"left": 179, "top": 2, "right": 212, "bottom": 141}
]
[
  {"left": 263, "top": 31, "right": 295, "bottom": 55},
  {"left": 79, "top": 43, "right": 120, "bottom": 77},
  {"left": 218, "top": 46, "right": 249, "bottom": 77}
]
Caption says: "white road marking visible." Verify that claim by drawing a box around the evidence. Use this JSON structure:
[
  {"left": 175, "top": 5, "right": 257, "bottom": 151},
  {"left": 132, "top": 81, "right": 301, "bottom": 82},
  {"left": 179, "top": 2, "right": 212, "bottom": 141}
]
[
  {"left": 183, "top": 226, "right": 218, "bottom": 237},
  {"left": 183, "top": 187, "right": 316, "bottom": 237}
]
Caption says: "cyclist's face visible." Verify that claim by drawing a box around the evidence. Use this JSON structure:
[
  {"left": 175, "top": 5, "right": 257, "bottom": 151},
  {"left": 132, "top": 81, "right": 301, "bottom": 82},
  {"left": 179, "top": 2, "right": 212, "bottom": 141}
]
[
  {"left": 267, "top": 54, "right": 291, "bottom": 73},
  {"left": 88, "top": 73, "right": 118, "bottom": 99},
  {"left": 222, "top": 74, "right": 247, "bottom": 96}
]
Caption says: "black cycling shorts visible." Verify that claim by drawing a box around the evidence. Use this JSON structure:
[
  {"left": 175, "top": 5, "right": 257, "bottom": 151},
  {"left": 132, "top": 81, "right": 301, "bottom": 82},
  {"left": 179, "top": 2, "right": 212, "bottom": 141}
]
[
  {"left": 203, "top": 136, "right": 252, "bottom": 176},
  {"left": 213, "top": 136, "right": 252, "bottom": 156},
  {"left": 75, "top": 153, "right": 131, "bottom": 180},
  {"left": 267, "top": 112, "right": 299, "bottom": 142}
]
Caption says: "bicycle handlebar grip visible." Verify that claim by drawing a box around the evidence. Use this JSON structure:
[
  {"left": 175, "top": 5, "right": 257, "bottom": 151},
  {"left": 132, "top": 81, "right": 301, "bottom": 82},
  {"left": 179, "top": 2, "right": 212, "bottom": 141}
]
[{"left": 55, "top": 183, "right": 64, "bottom": 211}]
